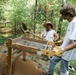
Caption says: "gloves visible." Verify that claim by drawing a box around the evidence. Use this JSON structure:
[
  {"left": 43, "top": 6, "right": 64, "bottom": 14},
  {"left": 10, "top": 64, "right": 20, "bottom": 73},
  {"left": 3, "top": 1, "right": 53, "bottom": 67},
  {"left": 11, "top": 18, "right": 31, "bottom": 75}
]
[
  {"left": 52, "top": 46, "right": 64, "bottom": 56},
  {"left": 48, "top": 41, "right": 55, "bottom": 47}
]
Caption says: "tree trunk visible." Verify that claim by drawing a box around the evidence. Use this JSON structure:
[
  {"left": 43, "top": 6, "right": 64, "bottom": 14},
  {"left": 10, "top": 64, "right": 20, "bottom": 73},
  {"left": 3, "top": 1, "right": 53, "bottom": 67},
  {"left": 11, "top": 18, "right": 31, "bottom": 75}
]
[
  {"left": 50, "top": 10, "right": 54, "bottom": 22},
  {"left": 14, "top": 17, "right": 17, "bottom": 36},
  {"left": 57, "top": 0, "right": 66, "bottom": 39},
  {"left": 34, "top": 0, "right": 38, "bottom": 38}
]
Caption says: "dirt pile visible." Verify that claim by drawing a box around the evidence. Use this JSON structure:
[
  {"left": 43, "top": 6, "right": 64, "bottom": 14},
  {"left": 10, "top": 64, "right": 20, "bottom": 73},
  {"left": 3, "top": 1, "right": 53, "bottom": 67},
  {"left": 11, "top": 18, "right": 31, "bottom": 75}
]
[
  {"left": 0, "top": 53, "right": 43, "bottom": 75},
  {"left": 13, "top": 59, "right": 43, "bottom": 75}
]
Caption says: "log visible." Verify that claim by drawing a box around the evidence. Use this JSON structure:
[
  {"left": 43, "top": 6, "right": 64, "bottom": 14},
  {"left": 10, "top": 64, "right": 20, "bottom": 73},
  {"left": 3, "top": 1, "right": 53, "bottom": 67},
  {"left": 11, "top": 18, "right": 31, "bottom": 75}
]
[{"left": 12, "top": 43, "right": 37, "bottom": 54}]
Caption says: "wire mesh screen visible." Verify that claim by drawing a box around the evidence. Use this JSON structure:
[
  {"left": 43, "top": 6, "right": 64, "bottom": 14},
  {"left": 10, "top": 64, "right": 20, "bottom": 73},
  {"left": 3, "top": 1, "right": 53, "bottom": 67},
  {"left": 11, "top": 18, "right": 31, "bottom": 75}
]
[{"left": 25, "top": 40, "right": 45, "bottom": 49}]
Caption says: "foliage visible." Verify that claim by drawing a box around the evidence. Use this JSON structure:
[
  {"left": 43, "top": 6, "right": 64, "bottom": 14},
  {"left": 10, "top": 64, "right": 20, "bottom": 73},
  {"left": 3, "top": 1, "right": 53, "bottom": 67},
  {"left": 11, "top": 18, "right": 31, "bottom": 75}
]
[
  {"left": 0, "top": 0, "right": 76, "bottom": 35},
  {"left": 0, "top": 0, "right": 76, "bottom": 42}
]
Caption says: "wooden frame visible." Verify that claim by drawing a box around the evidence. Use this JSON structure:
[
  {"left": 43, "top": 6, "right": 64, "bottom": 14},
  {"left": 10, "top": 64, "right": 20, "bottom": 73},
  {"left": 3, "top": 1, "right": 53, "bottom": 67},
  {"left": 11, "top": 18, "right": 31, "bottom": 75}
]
[
  {"left": 7, "top": 36, "right": 46, "bottom": 75},
  {"left": 6, "top": 35, "right": 60, "bottom": 75},
  {"left": 7, "top": 38, "right": 25, "bottom": 75}
]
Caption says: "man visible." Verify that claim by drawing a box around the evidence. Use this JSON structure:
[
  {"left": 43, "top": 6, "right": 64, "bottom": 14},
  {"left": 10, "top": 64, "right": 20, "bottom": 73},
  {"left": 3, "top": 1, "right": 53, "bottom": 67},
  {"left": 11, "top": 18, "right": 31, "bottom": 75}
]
[
  {"left": 46, "top": 4, "right": 76, "bottom": 75},
  {"left": 40, "top": 22, "right": 59, "bottom": 61},
  {"left": 40, "top": 22, "right": 59, "bottom": 60},
  {"left": 40, "top": 22, "right": 59, "bottom": 42}
]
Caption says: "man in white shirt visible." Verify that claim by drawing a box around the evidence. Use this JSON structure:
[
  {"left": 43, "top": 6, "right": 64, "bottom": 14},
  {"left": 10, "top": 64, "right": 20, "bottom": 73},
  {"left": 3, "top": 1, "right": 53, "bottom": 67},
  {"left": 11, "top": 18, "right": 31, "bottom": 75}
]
[
  {"left": 46, "top": 4, "right": 76, "bottom": 75},
  {"left": 40, "top": 22, "right": 59, "bottom": 60},
  {"left": 40, "top": 22, "right": 59, "bottom": 42}
]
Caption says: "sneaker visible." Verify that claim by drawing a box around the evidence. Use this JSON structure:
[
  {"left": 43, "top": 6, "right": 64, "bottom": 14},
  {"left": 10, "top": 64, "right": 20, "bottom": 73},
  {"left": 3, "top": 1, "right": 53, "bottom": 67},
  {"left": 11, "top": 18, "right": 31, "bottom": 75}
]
[{"left": 69, "top": 66, "right": 75, "bottom": 71}]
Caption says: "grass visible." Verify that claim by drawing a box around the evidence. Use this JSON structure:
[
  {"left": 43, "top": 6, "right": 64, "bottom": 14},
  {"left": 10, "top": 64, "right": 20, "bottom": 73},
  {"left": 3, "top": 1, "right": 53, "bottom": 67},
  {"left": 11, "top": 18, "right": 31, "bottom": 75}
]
[
  {"left": 69, "top": 60, "right": 76, "bottom": 75},
  {"left": 55, "top": 60, "right": 76, "bottom": 75},
  {"left": 31, "top": 56, "right": 76, "bottom": 75}
]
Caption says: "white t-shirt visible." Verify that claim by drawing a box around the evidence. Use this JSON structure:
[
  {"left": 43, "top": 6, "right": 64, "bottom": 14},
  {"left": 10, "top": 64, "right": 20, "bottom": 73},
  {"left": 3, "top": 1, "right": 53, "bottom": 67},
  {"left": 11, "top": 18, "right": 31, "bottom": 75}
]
[
  {"left": 61, "top": 17, "right": 76, "bottom": 61},
  {"left": 43, "top": 29, "right": 55, "bottom": 41}
]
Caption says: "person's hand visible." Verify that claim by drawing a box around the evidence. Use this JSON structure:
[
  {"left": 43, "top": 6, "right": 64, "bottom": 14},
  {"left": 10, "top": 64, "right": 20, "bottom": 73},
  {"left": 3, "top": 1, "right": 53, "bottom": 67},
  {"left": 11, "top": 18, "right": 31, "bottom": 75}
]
[
  {"left": 52, "top": 46, "right": 64, "bottom": 56},
  {"left": 48, "top": 41, "right": 55, "bottom": 47}
]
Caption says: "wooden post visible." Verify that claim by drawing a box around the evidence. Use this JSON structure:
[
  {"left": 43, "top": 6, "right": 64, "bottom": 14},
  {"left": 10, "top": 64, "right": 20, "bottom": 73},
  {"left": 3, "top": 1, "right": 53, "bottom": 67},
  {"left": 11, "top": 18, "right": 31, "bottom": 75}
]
[
  {"left": 7, "top": 38, "right": 12, "bottom": 75},
  {"left": 23, "top": 51, "right": 26, "bottom": 61}
]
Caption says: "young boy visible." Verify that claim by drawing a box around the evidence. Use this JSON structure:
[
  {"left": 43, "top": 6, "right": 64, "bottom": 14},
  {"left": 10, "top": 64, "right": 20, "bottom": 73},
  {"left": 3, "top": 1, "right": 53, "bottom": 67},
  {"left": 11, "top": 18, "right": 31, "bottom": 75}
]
[{"left": 46, "top": 4, "right": 76, "bottom": 75}]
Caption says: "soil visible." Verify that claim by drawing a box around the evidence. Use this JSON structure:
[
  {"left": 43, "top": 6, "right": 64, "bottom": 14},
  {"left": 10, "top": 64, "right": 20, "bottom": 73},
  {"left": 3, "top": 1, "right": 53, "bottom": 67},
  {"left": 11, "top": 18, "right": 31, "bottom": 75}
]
[
  {"left": 0, "top": 52, "right": 43, "bottom": 75},
  {"left": 13, "top": 59, "right": 43, "bottom": 75},
  {"left": 0, "top": 45, "right": 43, "bottom": 75}
]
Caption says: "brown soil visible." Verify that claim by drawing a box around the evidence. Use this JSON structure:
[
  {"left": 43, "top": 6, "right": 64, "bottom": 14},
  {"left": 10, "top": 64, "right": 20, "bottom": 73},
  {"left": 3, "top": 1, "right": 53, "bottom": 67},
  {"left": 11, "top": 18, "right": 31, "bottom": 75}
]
[
  {"left": 0, "top": 53, "right": 43, "bottom": 75},
  {"left": 13, "top": 59, "right": 43, "bottom": 75}
]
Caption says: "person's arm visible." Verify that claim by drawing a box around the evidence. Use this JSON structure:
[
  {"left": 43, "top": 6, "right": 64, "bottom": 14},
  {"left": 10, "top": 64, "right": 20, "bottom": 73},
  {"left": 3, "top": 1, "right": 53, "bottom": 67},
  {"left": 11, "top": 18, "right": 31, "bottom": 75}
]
[
  {"left": 54, "top": 32, "right": 59, "bottom": 41},
  {"left": 64, "top": 42, "right": 76, "bottom": 51},
  {"left": 40, "top": 31, "right": 44, "bottom": 38},
  {"left": 64, "top": 23, "right": 76, "bottom": 51}
]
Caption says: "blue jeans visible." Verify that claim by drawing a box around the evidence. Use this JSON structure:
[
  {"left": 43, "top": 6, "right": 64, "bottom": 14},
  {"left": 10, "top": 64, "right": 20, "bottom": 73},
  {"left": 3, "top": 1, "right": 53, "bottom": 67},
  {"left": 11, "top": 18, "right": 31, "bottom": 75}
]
[{"left": 47, "top": 56, "right": 69, "bottom": 75}]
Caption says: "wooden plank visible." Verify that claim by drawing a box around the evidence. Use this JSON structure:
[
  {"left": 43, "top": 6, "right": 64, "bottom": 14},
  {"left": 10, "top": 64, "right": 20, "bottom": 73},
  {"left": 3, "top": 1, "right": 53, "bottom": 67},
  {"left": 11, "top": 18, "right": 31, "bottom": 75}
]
[
  {"left": 12, "top": 43, "right": 38, "bottom": 54},
  {"left": 7, "top": 38, "right": 12, "bottom": 75},
  {"left": 22, "top": 36, "right": 47, "bottom": 44},
  {"left": 11, "top": 43, "right": 61, "bottom": 57}
]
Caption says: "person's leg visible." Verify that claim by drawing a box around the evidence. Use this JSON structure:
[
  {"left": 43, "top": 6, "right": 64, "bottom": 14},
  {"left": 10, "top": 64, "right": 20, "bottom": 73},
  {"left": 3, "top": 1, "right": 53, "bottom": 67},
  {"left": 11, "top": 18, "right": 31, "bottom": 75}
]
[
  {"left": 47, "top": 56, "right": 61, "bottom": 75},
  {"left": 60, "top": 58, "right": 69, "bottom": 75}
]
